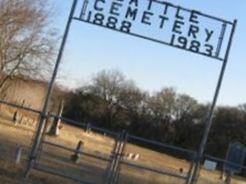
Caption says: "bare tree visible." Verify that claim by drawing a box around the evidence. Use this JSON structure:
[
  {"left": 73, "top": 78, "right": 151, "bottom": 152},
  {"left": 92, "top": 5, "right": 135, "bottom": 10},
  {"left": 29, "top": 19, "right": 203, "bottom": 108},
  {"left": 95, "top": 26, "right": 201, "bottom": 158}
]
[
  {"left": 88, "top": 70, "right": 126, "bottom": 102},
  {"left": 174, "top": 94, "right": 198, "bottom": 121},
  {"left": 0, "top": 0, "right": 58, "bottom": 91},
  {"left": 148, "top": 88, "right": 177, "bottom": 123},
  {"left": 87, "top": 70, "right": 127, "bottom": 126},
  {"left": 80, "top": 70, "right": 141, "bottom": 127}
]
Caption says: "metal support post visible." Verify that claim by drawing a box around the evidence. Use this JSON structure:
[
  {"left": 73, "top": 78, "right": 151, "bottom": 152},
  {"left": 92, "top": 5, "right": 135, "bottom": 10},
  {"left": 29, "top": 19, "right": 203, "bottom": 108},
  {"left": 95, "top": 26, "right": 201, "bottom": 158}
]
[
  {"left": 190, "top": 20, "right": 237, "bottom": 184},
  {"left": 24, "top": 0, "right": 78, "bottom": 179}
]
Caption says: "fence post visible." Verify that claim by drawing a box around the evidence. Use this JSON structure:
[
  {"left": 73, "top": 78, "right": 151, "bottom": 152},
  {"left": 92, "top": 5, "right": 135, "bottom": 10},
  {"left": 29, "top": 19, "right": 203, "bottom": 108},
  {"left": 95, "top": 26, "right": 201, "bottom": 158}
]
[
  {"left": 35, "top": 113, "right": 51, "bottom": 163},
  {"left": 190, "top": 20, "right": 237, "bottom": 184},
  {"left": 105, "top": 134, "right": 118, "bottom": 183},
  {"left": 111, "top": 130, "right": 127, "bottom": 184},
  {"left": 225, "top": 171, "right": 232, "bottom": 184},
  {"left": 105, "top": 130, "right": 127, "bottom": 184},
  {"left": 85, "top": 123, "right": 91, "bottom": 133},
  {"left": 24, "top": 0, "right": 78, "bottom": 179},
  {"left": 186, "top": 160, "right": 195, "bottom": 184},
  {"left": 112, "top": 131, "right": 128, "bottom": 184},
  {"left": 105, "top": 133, "right": 121, "bottom": 184},
  {"left": 220, "top": 165, "right": 226, "bottom": 181}
]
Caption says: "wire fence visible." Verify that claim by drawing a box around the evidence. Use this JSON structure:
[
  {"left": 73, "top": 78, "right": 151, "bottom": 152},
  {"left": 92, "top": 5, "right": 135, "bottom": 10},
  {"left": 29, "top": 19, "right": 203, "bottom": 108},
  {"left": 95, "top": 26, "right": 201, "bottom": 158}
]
[{"left": 0, "top": 99, "right": 245, "bottom": 184}]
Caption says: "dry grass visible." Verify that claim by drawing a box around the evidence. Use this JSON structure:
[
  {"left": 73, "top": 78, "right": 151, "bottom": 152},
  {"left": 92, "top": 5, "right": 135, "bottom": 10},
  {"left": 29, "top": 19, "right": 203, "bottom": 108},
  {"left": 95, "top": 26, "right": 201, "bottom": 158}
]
[{"left": 0, "top": 110, "right": 245, "bottom": 184}]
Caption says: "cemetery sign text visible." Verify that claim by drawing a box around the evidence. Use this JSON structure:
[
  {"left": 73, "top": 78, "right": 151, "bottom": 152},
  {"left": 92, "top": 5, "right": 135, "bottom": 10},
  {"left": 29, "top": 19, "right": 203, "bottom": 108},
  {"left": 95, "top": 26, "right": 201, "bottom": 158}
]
[{"left": 77, "top": 0, "right": 234, "bottom": 61}]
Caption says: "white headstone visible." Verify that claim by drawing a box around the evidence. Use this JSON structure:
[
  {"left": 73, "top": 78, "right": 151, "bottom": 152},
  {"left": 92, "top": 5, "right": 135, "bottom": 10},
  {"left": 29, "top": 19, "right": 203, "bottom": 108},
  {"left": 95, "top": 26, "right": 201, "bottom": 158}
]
[
  {"left": 132, "top": 154, "right": 139, "bottom": 161},
  {"left": 204, "top": 160, "right": 217, "bottom": 171},
  {"left": 127, "top": 153, "right": 133, "bottom": 160}
]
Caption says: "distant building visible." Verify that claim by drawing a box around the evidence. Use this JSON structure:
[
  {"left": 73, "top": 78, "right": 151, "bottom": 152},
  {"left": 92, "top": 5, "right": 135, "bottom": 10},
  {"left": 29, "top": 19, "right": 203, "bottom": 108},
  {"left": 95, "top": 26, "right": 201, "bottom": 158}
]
[{"left": 0, "top": 76, "right": 65, "bottom": 113}]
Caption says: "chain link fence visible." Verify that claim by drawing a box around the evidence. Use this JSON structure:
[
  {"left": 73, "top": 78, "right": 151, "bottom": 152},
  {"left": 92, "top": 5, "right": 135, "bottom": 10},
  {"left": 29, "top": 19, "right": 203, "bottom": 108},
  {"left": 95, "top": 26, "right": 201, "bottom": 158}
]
[{"left": 0, "top": 99, "right": 245, "bottom": 184}]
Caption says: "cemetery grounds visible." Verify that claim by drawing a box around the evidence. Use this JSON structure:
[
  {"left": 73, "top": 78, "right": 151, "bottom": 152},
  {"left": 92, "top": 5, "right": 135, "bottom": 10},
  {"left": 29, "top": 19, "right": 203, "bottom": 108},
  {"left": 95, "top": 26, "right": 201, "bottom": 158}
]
[{"left": 0, "top": 106, "right": 245, "bottom": 184}]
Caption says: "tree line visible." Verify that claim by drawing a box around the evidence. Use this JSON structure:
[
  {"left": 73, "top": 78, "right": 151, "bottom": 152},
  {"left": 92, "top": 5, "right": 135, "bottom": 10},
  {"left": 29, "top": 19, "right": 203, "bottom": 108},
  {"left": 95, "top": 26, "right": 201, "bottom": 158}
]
[{"left": 64, "top": 70, "right": 246, "bottom": 158}]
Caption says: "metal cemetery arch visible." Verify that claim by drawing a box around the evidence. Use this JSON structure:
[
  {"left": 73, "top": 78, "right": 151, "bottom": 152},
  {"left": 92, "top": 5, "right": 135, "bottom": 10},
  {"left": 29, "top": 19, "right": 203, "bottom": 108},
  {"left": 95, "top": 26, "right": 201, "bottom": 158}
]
[{"left": 25, "top": 0, "right": 237, "bottom": 183}]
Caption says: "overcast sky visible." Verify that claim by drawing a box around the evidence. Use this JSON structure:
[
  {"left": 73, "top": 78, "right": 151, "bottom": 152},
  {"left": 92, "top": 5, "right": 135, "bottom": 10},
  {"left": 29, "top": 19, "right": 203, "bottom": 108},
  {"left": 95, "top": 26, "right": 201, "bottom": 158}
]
[{"left": 51, "top": 0, "right": 246, "bottom": 106}]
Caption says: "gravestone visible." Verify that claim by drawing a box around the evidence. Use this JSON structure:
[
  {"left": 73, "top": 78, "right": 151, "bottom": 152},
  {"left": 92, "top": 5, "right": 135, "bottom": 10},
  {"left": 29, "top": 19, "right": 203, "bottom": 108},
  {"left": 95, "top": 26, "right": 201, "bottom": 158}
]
[
  {"left": 223, "top": 142, "right": 246, "bottom": 184},
  {"left": 48, "top": 100, "right": 64, "bottom": 136},
  {"left": 225, "top": 142, "right": 246, "bottom": 174},
  {"left": 71, "top": 140, "right": 84, "bottom": 164},
  {"left": 13, "top": 111, "right": 17, "bottom": 123},
  {"left": 15, "top": 146, "right": 22, "bottom": 164},
  {"left": 132, "top": 153, "right": 139, "bottom": 161},
  {"left": 204, "top": 160, "right": 217, "bottom": 171}
]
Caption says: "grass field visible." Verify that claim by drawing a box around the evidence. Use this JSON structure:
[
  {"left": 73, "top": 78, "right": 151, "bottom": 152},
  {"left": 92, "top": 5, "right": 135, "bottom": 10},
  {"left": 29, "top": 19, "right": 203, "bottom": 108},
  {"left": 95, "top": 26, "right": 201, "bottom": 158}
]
[{"left": 0, "top": 108, "right": 245, "bottom": 184}]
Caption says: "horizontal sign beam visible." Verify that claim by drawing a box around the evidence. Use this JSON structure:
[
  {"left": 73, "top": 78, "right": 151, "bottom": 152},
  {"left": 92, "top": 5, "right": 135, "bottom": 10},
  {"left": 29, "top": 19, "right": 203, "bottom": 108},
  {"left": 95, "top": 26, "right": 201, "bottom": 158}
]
[{"left": 74, "top": 0, "right": 234, "bottom": 61}]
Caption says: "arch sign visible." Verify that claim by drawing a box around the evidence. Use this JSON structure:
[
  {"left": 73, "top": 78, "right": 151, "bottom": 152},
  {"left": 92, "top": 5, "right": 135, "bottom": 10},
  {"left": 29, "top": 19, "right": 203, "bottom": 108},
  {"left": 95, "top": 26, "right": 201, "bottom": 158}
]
[
  {"left": 76, "top": 0, "right": 234, "bottom": 61},
  {"left": 74, "top": 0, "right": 237, "bottom": 182},
  {"left": 26, "top": 0, "right": 237, "bottom": 183}
]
